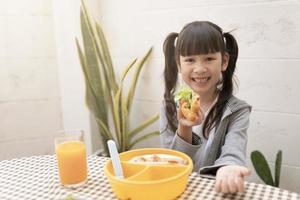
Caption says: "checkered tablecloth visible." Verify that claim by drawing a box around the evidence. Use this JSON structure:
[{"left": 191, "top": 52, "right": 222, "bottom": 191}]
[{"left": 0, "top": 155, "right": 299, "bottom": 200}]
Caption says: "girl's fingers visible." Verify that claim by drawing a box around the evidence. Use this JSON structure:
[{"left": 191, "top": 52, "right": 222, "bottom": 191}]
[
  {"left": 177, "top": 101, "right": 203, "bottom": 126},
  {"left": 240, "top": 167, "right": 251, "bottom": 177},
  {"left": 177, "top": 108, "right": 183, "bottom": 118},
  {"left": 180, "top": 118, "right": 193, "bottom": 126},
  {"left": 227, "top": 176, "right": 237, "bottom": 193},
  {"left": 235, "top": 176, "right": 245, "bottom": 192},
  {"left": 221, "top": 176, "right": 229, "bottom": 193},
  {"left": 179, "top": 115, "right": 201, "bottom": 127},
  {"left": 215, "top": 166, "right": 248, "bottom": 193},
  {"left": 215, "top": 178, "right": 222, "bottom": 192}
]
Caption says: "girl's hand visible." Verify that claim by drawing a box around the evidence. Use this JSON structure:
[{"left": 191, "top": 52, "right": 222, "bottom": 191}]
[
  {"left": 176, "top": 108, "right": 204, "bottom": 144},
  {"left": 215, "top": 165, "right": 251, "bottom": 193},
  {"left": 177, "top": 107, "right": 204, "bottom": 127}
]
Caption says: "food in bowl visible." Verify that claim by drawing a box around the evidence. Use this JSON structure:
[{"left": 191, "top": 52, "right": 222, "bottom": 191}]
[{"left": 128, "top": 154, "right": 187, "bottom": 165}]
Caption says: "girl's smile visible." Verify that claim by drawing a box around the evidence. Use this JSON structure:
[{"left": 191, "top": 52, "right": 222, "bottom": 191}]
[{"left": 191, "top": 76, "right": 211, "bottom": 83}]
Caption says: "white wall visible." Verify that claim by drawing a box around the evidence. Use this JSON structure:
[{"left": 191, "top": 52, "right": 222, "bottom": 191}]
[
  {"left": 0, "top": 0, "right": 63, "bottom": 159},
  {"left": 91, "top": 0, "right": 300, "bottom": 193},
  {"left": 0, "top": 0, "right": 105, "bottom": 158}
]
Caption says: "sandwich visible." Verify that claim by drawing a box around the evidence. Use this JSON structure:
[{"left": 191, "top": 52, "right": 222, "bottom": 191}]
[
  {"left": 174, "top": 87, "right": 201, "bottom": 121},
  {"left": 128, "top": 154, "right": 187, "bottom": 165}
]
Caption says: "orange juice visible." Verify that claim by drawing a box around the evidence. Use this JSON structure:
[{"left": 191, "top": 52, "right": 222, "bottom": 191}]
[{"left": 56, "top": 141, "right": 87, "bottom": 185}]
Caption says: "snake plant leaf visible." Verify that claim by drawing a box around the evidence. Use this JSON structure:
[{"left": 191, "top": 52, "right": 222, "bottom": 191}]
[
  {"left": 80, "top": 8, "right": 108, "bottom": 124},
  {"left": 76, "top": 39, "right": 97, "bottom": 111},
  {"left": 120, "top": 95, "right": 128, "bottom": 152},
  {"left": 129, "top": 114, "right": 159, "bottom": 139},
  {"left": 126, "top": 47, "right": 152, "bottom": 111},
  {"left": 82, "top": 0, "right": 106, "bottom": 70},
  {"left": 76, "top": 38, "right": 106, "bottom": 126},
  {"left": 120, "top": 59, "right": 138, "bottom": 83},
  {"left": 119, "top": 61, "right": 136, "bottom": 151},
  {"left": 94, "top": 116, "right": 113, "bottom": 140},
  {"left": 114, "top": 87, "right": 129, "bottom": 152},
  {"left": 112, "top": 88, "right": 123, "bottom": 149},
  {"left": 95, "top": 22, "right": 118, "bottom": 93},
  {"left": 275, "top": 150, "right": 282, "bottom": 187},
  {"left": 81, "top": 2, "right": 115, "bottom": 114},
  {"left": 95, "top": 22, "right": 113, "bottom": 71},
  {"left": 94, "top": 116, "right": 113, "bottom": 154},
  {"left": 83, "top": 1, "right": 123, "bottom": 146},
  {"left": 81, "top": 0, "right": 94, "bottom": 31},
  {"left": 119, "top": 59, "right": 137, "bottom": 150},
  {"left": 91, "top": 22, "right": 114, "bottom": 96},
  {"left": 129, "top": 131, "right": 160, "bottom": 149},
  {"left": 251, "top": 151, "right": 274, "bottom": 186},
  {"left": 81, "top": 0, "right": 116, "bottom": 124}
]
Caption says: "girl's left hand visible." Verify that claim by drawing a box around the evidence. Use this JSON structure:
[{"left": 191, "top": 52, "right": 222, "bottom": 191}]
[{"left": 215, "top": 165, "right": 251, "bottom": 193}]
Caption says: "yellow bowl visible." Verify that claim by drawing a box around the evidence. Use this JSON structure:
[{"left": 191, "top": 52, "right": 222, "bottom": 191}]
[{"left": 104, "top": 148, "right": 193, "bottom": 200}]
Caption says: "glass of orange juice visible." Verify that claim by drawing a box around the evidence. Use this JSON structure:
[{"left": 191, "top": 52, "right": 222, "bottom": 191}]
[{"left": 55, "top": 130, "right": 88, "bottom": 188}]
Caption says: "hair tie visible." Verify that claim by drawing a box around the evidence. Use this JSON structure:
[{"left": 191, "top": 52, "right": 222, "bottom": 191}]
[
  {"left": 174, "top": 32, "right": 179, "bottom": 46},
  {"left": 222, "top": 32, "right": 227, "bottom": 45}
]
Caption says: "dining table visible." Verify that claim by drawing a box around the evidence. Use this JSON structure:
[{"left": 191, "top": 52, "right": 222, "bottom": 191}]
[{"left": 0, "top": 155, "right": 299, "bottom": 200}]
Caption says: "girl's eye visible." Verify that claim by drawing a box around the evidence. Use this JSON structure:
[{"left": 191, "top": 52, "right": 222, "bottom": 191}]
[
  {"left": 185, "top": 58, "right": 194, "bottom": 63},
  {"left": 206, "top": 57, "right": 215, "bottom": 61}
]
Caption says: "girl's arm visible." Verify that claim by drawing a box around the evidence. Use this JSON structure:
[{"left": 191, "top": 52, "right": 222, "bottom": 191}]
[
  {"left": 214, "top": 107, "right": 250, "bottom": 167},
  {"left": 200, "top": 107, "right": 251, "bottom": 193},
  {"left": 200, "top": 107, "right": 251, "bottom": 174},
  {"left": 215, "top": 108, "right": 251, "bottom": 193}
]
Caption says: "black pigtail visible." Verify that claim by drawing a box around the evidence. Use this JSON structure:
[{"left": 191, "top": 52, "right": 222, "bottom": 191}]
[{"left": 163, "top": 32, "right": 179, "bottom": 132}]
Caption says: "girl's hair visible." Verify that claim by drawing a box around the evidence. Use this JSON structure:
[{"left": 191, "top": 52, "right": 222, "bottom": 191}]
[{"left": 163, "top": 21, "right": 239, "bottom": 139}]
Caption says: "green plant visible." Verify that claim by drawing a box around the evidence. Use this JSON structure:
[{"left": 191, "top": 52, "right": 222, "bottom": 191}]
[
  {"left": 250, "top": 150, "right": 282, "bottom": 187},
  {"left": 76, "top": 0, "right": 159, "bottom": 154}
]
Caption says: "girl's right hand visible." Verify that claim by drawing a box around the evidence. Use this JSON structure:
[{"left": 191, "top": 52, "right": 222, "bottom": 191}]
[
  {"left": 177, "top": 107, "right": 204, "bottom": 127},
  {"left": 176, "top": 108, "right": 204, "bottom": 144}
]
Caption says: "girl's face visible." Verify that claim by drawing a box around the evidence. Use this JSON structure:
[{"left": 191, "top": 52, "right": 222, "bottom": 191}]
[{"left": 179, "top": 52, "right": 228, "bottom": 98}]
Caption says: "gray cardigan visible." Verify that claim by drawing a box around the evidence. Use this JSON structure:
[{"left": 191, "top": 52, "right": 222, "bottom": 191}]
[{"left": 159, "top": 96, "right": 251, "bottom": 175}]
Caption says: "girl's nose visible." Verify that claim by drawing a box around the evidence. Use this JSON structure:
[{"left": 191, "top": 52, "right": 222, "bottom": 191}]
[{"left": 194, "top": 64, "right": 207, "bottom": 73}]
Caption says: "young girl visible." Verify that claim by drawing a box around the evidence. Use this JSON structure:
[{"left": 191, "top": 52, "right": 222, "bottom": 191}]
[{"left": 160, "top": 21, "right": 252, "bottom": 193}]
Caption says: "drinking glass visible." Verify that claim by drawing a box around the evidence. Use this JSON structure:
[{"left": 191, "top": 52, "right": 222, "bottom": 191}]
[{"left": 55, "top": 130, "right": 88, "bottom": 188}]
